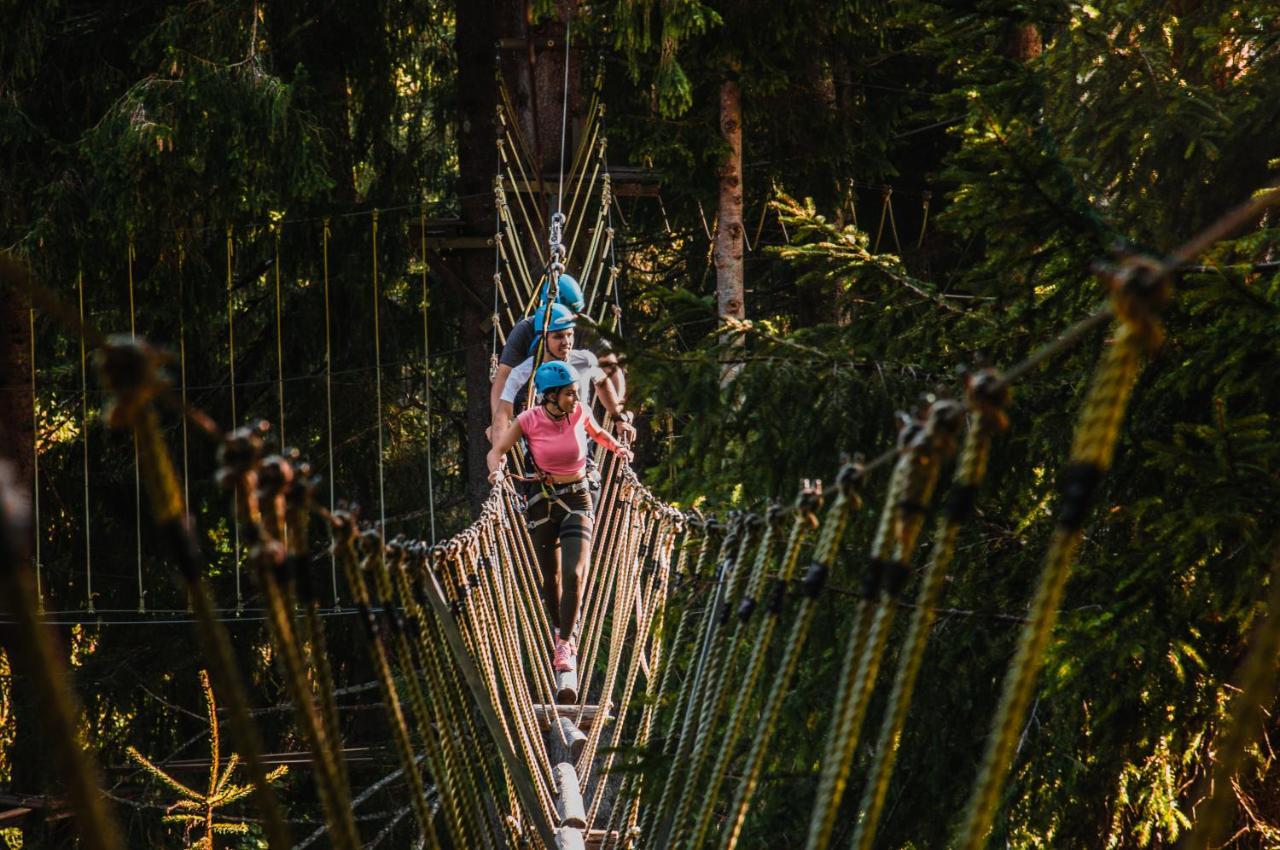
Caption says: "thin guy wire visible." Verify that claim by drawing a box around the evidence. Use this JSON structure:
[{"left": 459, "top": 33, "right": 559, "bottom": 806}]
[
  {"left": 127, "top": 235, "right": 144, "bottom": 612},
  {"left": 226, "top": 226, "right": 242, "bottom": 614},
  {"left": 557, "top": 15, "right": 571, "bottom": 216},
  {"left": 371, "top": 210, "right": 386, "bottom": 531},
  {"left": 322, "top": 219, "right": 338, "bottom": 607},
  {"left": 78, "top": 267, "right": 93, "bottom": 613},
  {"left": 30, "top": 300, "right": 41, "bottom": 611},
  {"left": 421, "top": 209, "right": 437, "bottom": 541}
]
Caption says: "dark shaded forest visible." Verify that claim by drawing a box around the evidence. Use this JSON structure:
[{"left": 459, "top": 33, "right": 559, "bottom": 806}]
[{"left": 3, "top": 1, "right": 1280, "bottom": 848}]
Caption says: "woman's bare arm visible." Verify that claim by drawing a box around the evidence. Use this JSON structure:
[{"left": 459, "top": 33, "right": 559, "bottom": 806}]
[{"left": 486, "top": 418, "right": 524, "bottom": 479}]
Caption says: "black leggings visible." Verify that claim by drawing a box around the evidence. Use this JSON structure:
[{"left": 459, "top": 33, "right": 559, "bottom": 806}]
[{"left": 527, "top": 485, "right": 594, "bottom": 641}]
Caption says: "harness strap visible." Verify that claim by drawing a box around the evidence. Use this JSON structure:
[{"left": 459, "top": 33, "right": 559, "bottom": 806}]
[{"left": 527, "top": 482, "right": 594, "bottom": 529}]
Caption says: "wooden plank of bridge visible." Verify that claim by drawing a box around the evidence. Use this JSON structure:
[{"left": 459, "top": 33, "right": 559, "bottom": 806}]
[
  {"left": 556, "top": 669, "right": 578, "bottom": 704},
  {"left": 554, "top": 762, "right": 587, "bottom": 829},
  {"left": 584, "top": 829, "right": 621, "bottom": 848},
  {"left": 556, "top": 716, "right": 588, "bottom": 761},
  {"left": 532, "top": 702, "right": 613, "bottom": 732}
]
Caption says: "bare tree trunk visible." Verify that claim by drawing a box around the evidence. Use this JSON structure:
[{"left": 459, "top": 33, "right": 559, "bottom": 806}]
[
  {"left": 715, "top": 78, "right": 744, "bottom": 322},
  {"left": 456, "top": 0, "right": 581, "bottom": 516},
  {"left": 0, "top": 284, "right": 34, "bottom": 487},
  {"left": 1003, "top": 23, "right": 1042, "bottom": 62},
  {"left": 456, "top": 0, "right": 500, "bottom": 516}
]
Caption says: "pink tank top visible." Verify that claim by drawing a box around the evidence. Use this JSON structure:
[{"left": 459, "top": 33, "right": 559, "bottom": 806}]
[{"left": 517, "top": 404, "right": 590, "bottom": 477}]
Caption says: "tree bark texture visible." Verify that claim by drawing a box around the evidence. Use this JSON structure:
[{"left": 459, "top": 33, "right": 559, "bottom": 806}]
[
  {"left": 715, "top": 78, "right": 744, "bottom": 321},
  {"left": 1003, "top": 23, "right": 1043, "bottom": 63},
  {"left": 0, "top": 282, "right": 34, "bottom": 488},
  {"left": 456, "top": 0, "right": 501, "bottom": 516}
]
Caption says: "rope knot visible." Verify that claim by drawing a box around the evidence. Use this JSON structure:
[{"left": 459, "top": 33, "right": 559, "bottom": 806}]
[
  {"left": 1095, "top": 252, "right": 1170, "bottom": 351},
  {"left": 964, "top": 368, "right": 1011, "bottom": 431},
  {"left": 97, "top": 335, "right": 169, "bottom": 430},
  {"left": 922, "top": 398, "right": 967, "bottom": 457},
  {"left": 835, "top": 458, "right": 865, "bottom": 506},
  {"left": 795, "top": 478, "right": 825, "bottom": 526},
  {"left": 216, "top": 422, "right": 270, "bottom": 491}
]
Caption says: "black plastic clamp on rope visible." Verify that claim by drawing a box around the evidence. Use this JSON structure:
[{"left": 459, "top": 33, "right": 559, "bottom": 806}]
[
  {"left": 766, "top": 578, "right": 788, "bottom": 615},
  {"left": 882, "top": 561, "right": 910, "bottom": 599},
  {"left": 159, "top": 517, "right": 204, "bottom": 583},
  {"left": 862, "top": 557, "right": 890, "bottom": 599},
  {"left": 737, "top": 596, "right": 758, "bottom": 622},
  {"left": 1057, "top": 462, "right": 1105, "bottom": 531},
  {"left": 388, "top": 605, "right": 407, "bottom": 637},
  {"left": 945, "top": 484, "right": 980, "bottom": 523},
  {"left": 286, "top": 556, "right": 313, "bottom": 603},
  {"left": 357, "top": 600, "right": 380, "bottom": 641},
  {"left": 896, "top": 498, "right": 929, "bottom": 517},
  {"left": 802, "top": 560, "right": 829, "bottom": 598}
]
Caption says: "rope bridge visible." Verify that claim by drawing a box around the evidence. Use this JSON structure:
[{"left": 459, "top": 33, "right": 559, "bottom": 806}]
[{"left": 4, "top": 67, "right": 1280, "bottom": 850}]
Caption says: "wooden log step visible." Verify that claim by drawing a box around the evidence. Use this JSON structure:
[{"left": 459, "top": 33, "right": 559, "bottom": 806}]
[
  {"left": 556, "top": 668, "right": 578, "bottom": 704},
  {"left": 555, "top": 826, "right": 586, "bottom": 850},
  {"left": 532, "top": 703, "right": 614, "bottom": 732},
  {"left": 555, "top": 716, "right": 588, "bottom": 760},
  {"left": 554, "top": 762, "right": 587, "bottom": 829}
]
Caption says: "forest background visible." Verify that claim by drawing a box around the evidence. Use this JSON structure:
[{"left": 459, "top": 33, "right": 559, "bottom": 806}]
[{"left": 2, "top": 0, "right": 1280, "bottom": 847}]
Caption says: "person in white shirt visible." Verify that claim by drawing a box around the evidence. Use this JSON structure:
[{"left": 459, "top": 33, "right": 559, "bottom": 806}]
[{"left": 489, "top": 303, "right": 635, "bottom": 443}]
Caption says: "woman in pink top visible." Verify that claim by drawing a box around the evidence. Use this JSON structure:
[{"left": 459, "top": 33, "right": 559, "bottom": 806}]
[{"left": 487, "top": 362, "right": 631, "bottom": 675}]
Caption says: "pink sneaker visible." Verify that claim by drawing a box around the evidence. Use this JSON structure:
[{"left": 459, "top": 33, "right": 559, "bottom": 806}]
[{"left": 553, "top": 637, "right": 576, "bottom": 673}]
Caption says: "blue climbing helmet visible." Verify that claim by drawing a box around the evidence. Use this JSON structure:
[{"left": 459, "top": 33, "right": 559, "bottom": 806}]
[
  {"left": 529, "top": 303, "right": 576, "bottom": 355},
  {"left": 540, "top": 272, "right": 584, "bottom": 312},
  {"left": 535, "top": 361, "right": 579, "bottom": 395}
]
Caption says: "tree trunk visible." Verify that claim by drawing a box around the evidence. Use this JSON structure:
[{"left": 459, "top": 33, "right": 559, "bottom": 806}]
[
  {"left": 1003, "top": 23, "right": 1043, "bottom": 63},
  {"left": 456, "top": 0, "right": 501, "bottom": 516},
  {"left": 715, "top": 78, "right": 744, "bottom": 322},
  {"left": 0, "top": 287, "right": 34, "bottom": 487},
  {"left": 457, "top": 0, "right": 581, "bottom": 515}
]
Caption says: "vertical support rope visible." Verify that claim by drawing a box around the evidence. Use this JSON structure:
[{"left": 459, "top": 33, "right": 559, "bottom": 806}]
[
  {"left": 917, "top": 190, "right": 932, "bottom": 249},
  {"left": 492, "top": 178, "right": 504, "bottom": 371},
  {"left": 322, "top": 218, "right": 338, "bottom": 608},
  {"left": 805, "top": 403, "right": 963, "bottom": 850},
  {"left": 177, "top": 232, "right": 190, "bottom": 521},
  {"left": 719, "top": 474, "right": 858, "bottom": 850},
  {"left": 371, "top": 209, "right": 387, "bottom": 532},
  {"left": 226, "top": 225, "right": 242, "bottom": 614},
  {"left": 420, "top": 208, "right": 437, "bottom": 541},
  {"left": 30, "top": 299, "right": 42, "bottom": 612},
  {"left": 850, "top": 375, "right": 1006, "bottom": 850},
  {"left": 954, "top": 274, "right": 1164, "bottom": 850},
  {"left": 557, "top": 16, "right": 572, "bottom": 216},
  {"left": 78, "top": 266, "right": 93, "bottom": 614},
  {"left": 1180, "top": 546, "right": 1280, "bottom": 850},
  {"left": 127, "top": 235, "right": 144, "bottom": 612},
  {"left": 273, "top": 224, "right": 286, "bottom": 451}
]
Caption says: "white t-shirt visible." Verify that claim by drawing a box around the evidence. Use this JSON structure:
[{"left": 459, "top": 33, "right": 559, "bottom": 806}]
[{"left": 501, "top": 349, "right": 604, "bottom": 409}]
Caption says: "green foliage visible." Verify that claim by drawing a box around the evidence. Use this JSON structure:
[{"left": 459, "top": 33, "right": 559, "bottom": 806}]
[
  {"left": 126, "top": 671, "right": 287, "bottom": 850},
  {"left": 6, "top": 0, "right": 1280, "bottom": 847},
  {"left": 625, "top": 3, "right": 1280, "bottom": 846}
]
